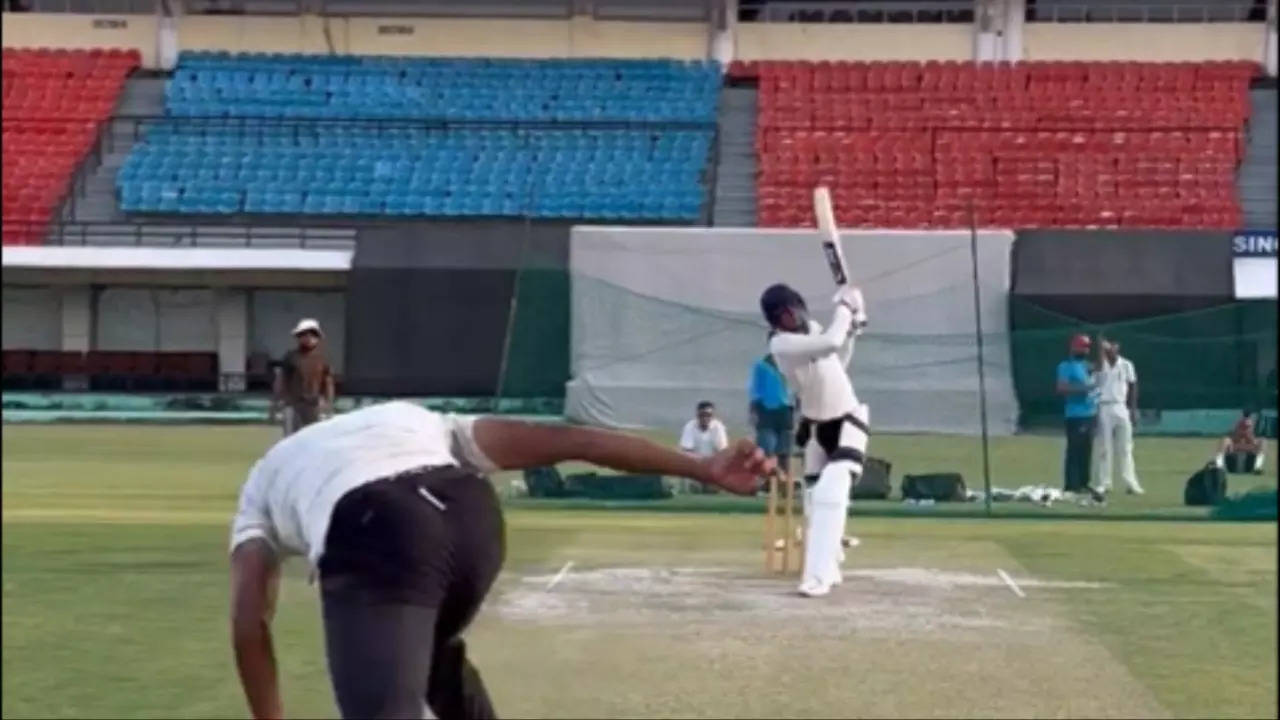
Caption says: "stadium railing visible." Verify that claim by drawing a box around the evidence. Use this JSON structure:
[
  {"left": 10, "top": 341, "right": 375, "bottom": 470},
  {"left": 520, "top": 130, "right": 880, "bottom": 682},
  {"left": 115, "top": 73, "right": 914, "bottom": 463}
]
[
  {"left": 737, "top": 0, "right": 1265, "bottom": 24},
  {"left": 1030, "top": 2, "right": 1265, "bottom": 23},
  {"left": 739, "top": 0, "right": 977, "bottom": 24},
  {"left": 13, "top": 0, "right": 158, "bottom": 12},
  {"left": 11, "top": 0, "right": 711, "bottom": 18},
  {"left": 14, "top": 220, "right": 357, "bottom": 248}
]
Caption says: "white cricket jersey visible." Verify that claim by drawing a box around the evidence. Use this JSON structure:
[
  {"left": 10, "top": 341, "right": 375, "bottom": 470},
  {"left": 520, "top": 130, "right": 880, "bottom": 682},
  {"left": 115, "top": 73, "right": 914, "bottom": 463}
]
[
  {"left": 1096, "top": 356, "right": 1137, "bottom": 405},
  {"left": 769, "top": 305, "right": 859, "bottom": 422},
  {"left": 228, "top": 401, "right": 496, "bottom": 568},
  {"left": 679, "top": 418, "right": 729, "bottom": 458}
]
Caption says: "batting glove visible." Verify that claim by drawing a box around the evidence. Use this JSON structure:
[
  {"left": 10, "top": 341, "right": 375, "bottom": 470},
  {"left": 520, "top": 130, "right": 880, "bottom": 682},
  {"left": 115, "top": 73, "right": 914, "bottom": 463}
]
[{"left": 833, "top": 286, "right": 868, "bottom": 329}]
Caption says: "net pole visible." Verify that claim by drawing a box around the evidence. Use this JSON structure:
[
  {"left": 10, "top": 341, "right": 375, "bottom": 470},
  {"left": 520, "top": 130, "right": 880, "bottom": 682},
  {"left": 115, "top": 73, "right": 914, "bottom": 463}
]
[
  {"left": 492, "top": 173, "right": 536, "bottom": 412},
  {"left": 968, "top": 203, "right": 993, "bottom": 516}
]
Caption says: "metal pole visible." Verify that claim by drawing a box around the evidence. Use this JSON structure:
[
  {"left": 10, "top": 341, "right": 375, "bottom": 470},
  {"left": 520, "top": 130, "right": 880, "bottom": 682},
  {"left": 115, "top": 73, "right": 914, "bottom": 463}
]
[
  {"left": 969, "top": 203, "right": 993, "bottom": 516},
  {"left": 491, "top": 163, "right": 537, "bottom": 413}
]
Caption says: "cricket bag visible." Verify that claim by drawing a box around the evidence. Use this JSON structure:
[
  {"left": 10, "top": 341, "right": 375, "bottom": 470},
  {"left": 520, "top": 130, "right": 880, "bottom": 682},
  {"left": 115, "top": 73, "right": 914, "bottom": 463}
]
[
  {"left": 567, "top": 472, "right": 672, "bottom": 500},
  {"left": 523, "top": 466, "right": 576, "bottom": 498},
  {"left": 851, "top": 456, "right": 892, "bottom": 500},
  {"left": 1184, "top": 464, "right": 1228, "bottom": 506},
  {"left": 901, "top": 473, "right": 967, "bottom": 502}
]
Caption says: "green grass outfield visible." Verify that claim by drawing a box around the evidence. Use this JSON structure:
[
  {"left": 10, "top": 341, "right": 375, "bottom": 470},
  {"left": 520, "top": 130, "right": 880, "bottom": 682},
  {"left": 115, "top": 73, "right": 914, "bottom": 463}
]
[{"left": 2, "top": 424, "right": 1276, "bottom": 719}]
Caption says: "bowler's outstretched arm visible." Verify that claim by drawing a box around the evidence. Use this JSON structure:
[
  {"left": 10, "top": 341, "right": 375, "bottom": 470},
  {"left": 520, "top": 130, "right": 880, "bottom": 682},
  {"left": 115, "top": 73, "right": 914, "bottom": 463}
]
[{"left": 472, "top": 419, "right": 775, "bottom": 495}]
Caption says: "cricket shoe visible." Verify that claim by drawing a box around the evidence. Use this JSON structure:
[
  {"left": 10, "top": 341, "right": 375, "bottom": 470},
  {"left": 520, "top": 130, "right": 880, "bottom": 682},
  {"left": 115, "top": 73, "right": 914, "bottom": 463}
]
[
  {"left": 1126, "top": 487, "right": 1145, "bottom": 495},
  {"left": 797, "top": 578, "right": 832, "bottom": 598}
]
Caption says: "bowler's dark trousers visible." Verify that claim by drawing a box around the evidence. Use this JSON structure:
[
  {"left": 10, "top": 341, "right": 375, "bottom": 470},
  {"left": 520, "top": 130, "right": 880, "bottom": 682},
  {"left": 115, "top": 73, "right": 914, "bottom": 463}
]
[
  {"left": 318, "top": 466, "right": 505, "bottom": 719},
  {"left": 1063, "top": 416, "right": 1097, "bottom": 492}
]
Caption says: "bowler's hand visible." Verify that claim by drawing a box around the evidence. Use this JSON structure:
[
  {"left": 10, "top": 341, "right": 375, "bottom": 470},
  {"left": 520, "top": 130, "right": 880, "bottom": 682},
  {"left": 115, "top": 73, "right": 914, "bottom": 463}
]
[{"left": 703, "top": 439, "right": 776, "bottom": 495}]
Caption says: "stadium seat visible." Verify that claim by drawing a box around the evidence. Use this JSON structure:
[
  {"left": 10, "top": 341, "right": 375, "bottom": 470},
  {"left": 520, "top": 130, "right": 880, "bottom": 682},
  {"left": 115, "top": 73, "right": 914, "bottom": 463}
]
[
  {"left": 116, "top": 53, "right": 719, "bottom": 222},
  {"left": 753, "top": 60, "right": 1259, "bottom": 229},
  {"left": 2, "top": 48, "right": 140, "bottom": 245}
]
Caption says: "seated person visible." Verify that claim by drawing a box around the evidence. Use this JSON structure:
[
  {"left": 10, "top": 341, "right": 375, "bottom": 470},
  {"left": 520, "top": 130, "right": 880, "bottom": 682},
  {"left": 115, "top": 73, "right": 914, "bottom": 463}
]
[
  {"left": 1215, "top": 409, "right": 1268, "bottom": 474},
  {"left": 679, "top": 401, "right": 729, "bottom": 493}
]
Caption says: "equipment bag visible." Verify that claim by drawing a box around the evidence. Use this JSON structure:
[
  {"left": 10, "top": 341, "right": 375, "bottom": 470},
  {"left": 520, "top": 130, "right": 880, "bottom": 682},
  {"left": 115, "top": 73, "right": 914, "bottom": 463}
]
[
  {"left": 901, "top": 473, "right": 966, "bottom": 502},
  {"left": 851, "top": 456, "right": 892, "bottom": 500},
  {"left": 523, "top": 466, "right": 576, "bottom": 498},
  {"left": 1184, "top": 464, "right": 1228, "bottom": 506},
  {"left": 567, "top": 472, "right": 672, "bottom": 500}
]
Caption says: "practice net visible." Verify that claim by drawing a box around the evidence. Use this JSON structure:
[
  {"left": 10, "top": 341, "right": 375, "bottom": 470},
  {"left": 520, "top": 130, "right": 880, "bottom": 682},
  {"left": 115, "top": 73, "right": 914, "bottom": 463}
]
[{"left": 562, "top": 227, "right": 1019, "bottom": 435}]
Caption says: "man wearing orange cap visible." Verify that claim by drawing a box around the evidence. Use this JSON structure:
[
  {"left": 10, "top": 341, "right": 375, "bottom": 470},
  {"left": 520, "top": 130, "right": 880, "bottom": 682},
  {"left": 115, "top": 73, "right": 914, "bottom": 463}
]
[{"left": 1055, "top": 333, "right": 1101, "bottom": 498}]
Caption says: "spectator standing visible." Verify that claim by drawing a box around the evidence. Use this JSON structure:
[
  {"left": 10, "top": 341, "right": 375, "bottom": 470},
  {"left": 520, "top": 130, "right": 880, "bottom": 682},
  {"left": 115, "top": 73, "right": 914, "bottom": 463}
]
[
  {"left": 1055, "top": 334, "right": 1101, "bottom": 498},
  {"left": 678, "top": 401, "right": 730, "bottom": 493},
  {"left": 1093, "top": 338, "right": 1144, "bottom": 495},
  {"left": 270, "top": 318, "right": 335, "bottom": 437},
  {"left": 749, "top": 352, "right": 794, "bottom": 479}
]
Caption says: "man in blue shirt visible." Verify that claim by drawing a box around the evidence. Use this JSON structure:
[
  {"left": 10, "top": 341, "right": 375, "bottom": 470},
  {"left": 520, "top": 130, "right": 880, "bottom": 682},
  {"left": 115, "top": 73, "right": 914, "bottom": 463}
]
[
  {"left": 749, "top": 353, "right": 795, "bottom": 479},
  {"left": 1056, "top": 333, "right": 1101, "bottom": 496}
]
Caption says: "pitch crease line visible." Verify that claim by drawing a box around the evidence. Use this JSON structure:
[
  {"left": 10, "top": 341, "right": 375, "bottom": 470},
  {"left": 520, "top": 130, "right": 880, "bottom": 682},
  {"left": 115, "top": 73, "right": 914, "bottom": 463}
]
[
  {"left": 996, "top": 568, "right": 1026, "bottom": 598},
  {"left": 545, "top": 561, "right": 574, "bottom": 592}
]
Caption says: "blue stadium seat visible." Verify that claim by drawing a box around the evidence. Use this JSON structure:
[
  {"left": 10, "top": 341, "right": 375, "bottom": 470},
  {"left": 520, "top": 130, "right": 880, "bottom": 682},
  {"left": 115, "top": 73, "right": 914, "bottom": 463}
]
[{"left": 121, "top": 53, "right": 717, "bottom": 220}]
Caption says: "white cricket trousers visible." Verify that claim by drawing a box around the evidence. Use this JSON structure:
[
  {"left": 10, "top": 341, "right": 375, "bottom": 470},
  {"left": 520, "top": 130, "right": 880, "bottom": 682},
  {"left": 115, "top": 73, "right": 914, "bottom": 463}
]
[
  {"left": 1095, "top": 403, "right": 1141, "bottom": 493},
  {"left": 800, "top": 404, "right": 870, "bottom": 592}
]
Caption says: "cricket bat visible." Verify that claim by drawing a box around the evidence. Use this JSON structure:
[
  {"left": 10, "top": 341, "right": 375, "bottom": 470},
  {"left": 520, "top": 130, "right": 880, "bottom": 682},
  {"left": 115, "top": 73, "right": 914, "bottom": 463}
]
[{"left": 812, "top": 186, "right": 849, "bottom": 286}]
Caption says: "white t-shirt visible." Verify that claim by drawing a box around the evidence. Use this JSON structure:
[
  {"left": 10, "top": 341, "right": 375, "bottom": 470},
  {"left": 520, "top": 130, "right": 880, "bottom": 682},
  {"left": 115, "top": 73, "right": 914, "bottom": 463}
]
[
  {"left": 1096, "top": 356, "right": 1137, "bottom": 405},
  {"left": 769, "top": 306, "right": 859, "bottom": 421},
  {"left": 228, "top": 401, "right": 496, "bottom": 568},
  {"left": 679, "top": 418, "right": 729, "bottom": 458}
]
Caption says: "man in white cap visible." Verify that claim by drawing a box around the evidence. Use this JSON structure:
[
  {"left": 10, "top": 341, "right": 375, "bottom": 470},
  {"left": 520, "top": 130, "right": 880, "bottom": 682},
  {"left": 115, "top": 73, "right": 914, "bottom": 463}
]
[{"left": 270, "top": 318, "right": 334, "bottom": 436}]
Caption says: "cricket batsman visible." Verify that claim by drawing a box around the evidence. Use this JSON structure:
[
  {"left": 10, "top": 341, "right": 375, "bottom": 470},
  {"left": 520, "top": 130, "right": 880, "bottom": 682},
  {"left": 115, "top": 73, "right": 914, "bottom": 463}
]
[{"left": 761, "top": 282, "right": 869, "bottom": 598}]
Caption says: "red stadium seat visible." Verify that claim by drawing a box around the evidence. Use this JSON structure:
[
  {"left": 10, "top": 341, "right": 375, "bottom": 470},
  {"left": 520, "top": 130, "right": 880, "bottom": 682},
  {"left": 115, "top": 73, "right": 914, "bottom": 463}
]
[
  {"left": 751, "top": 60, "right": 1257, "bottom": 230},
  {"left": 2, "top": 48, "right": 138, "bottom": 245}
]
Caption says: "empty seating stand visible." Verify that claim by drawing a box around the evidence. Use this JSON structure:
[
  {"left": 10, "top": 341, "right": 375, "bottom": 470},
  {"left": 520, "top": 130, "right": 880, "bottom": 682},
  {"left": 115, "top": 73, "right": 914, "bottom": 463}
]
[
  {"left": 2, "top": 350, "right": 219, "bottom": 392},
  {"left": 746, "top": 60, "right": 1258, "bottom": 229},
  {"left": 2, "top": 48, "right": 140, "bottom": 246},
  {"left": 116, "top": 53, "right": 720, "bottom": 222}
]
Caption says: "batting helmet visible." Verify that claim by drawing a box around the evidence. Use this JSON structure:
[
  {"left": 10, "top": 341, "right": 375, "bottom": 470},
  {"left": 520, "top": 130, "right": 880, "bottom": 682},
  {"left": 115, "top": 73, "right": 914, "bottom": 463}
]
[{"left": 760, "top": 283, "right": 807, "bottom": 328}]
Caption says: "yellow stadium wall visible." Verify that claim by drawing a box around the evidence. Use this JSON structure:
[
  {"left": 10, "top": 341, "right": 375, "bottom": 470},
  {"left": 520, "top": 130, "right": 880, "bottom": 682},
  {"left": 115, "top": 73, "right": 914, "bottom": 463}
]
[
  {"left": 178, "top": 15, "right": 708, "bottom": 59},
  {"left": 1024, "top": 24, "right": 1265, "bottom": 61},
  {"left": 177, "top": 14, "right": 339, "bottom": 55},
  {"left": 736, "top": 23, "right": 972, "bottom": 61},
  {"left": 1, "top": 13, "right": 158, "bottom": 68},
  {"left": 2, "top": 12, "right": 708, "bottom": 60}
]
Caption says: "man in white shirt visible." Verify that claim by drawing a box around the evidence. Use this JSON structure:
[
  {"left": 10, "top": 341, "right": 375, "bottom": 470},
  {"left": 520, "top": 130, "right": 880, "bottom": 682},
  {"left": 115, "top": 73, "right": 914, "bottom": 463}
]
[
  {"left": 678, "top": 401, "right": 730, "bottom": 493},
  {"left": 1094, "top": 338, "right": 1144, "bottom": 495},
  {"left": 761, "top": 282, "right": 869, "bottom": 598},
  {"left": 228, "top": 401, "right": 772, "bottom": 720}
]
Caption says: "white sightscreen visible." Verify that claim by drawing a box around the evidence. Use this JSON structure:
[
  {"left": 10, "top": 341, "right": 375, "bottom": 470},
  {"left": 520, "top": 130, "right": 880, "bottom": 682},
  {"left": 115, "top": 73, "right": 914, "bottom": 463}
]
[{"left": 566, "top": 227, "right": 1017, "bottom": 436}]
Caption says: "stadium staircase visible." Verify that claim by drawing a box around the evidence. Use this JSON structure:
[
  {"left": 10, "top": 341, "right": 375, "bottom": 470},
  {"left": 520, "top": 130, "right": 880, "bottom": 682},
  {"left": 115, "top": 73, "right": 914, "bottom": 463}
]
[
  {"left": 711, "top": 86, "right": 759, "bottom": 226},
  {"left": 63, "top": 77, "right": 166, "bottom": 225},
  {"left": 1239, "top": 88, "right": 1278, "bottom": 230},
  {"left": 739, "top": 60, "right": 1258, "bottom": 230}
]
